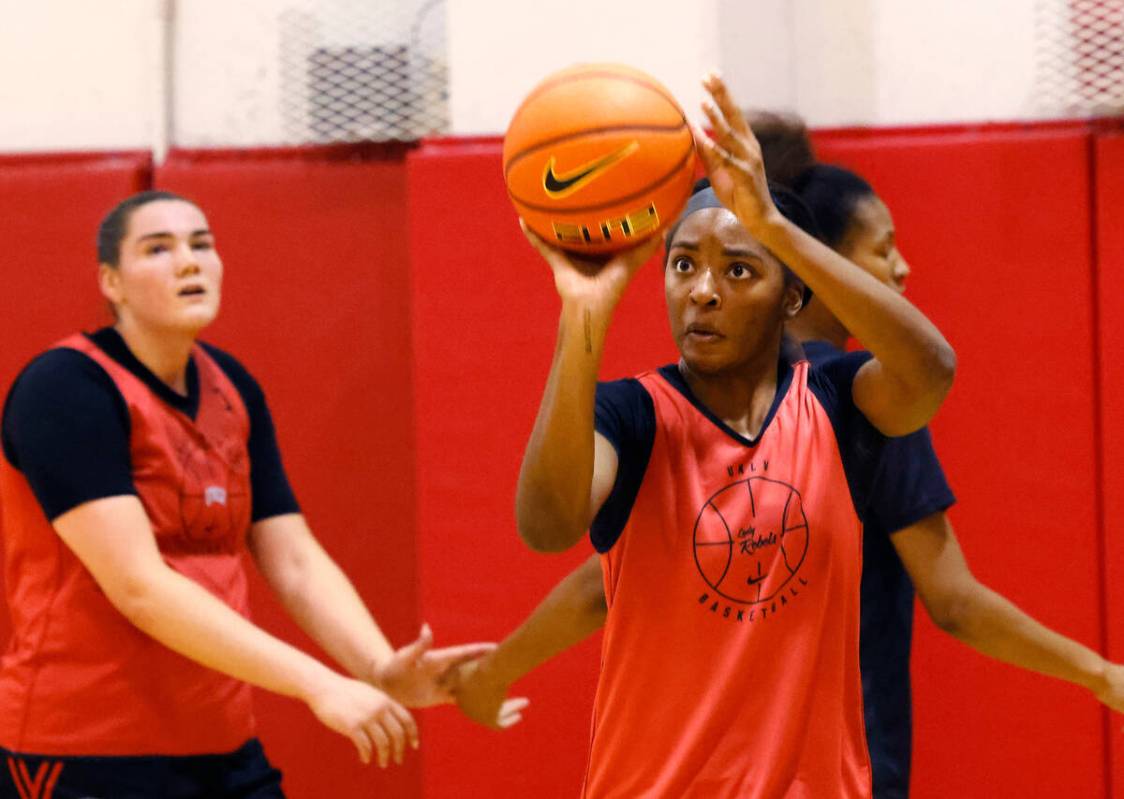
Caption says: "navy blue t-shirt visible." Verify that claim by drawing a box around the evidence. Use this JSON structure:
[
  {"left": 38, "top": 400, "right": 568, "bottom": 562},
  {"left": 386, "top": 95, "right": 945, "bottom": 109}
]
[
  {"left": 1, "top": 327, "right": 300, "bottom": 523},
  {"left": 804, "top": 340, "right": 955, "bottom": 799},
  {"left": 593, "top": 341, "right": 955, "bottom": 799}
]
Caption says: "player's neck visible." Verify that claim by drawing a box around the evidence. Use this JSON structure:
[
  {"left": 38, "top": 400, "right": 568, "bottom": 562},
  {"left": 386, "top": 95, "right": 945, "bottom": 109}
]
[
  {"left": 114, "top": 320, "right": 195, "bottom": 396},
  {"left": 786, "top": 299, "right": 849, "bottom": 350},
  {"left": 678, "top": 344, "right": 781, "bottom": 440}
]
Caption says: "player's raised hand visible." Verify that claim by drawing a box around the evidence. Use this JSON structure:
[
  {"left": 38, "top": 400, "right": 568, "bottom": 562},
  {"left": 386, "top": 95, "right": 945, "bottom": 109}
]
[
  {"left": 373, "top": 623, "right": 496, "bottom": 708},
  {"left": 306, "top": 673, "right": 418, "bottom": 767},
  {"left": 449, "top": 656, "right": 531, "bottom": 730},
  {"left": 521, "top": 219, "right": 661, "bottom": 311},
  {"left": 692, "top": 71, "right": 780, "bottom": 236}
]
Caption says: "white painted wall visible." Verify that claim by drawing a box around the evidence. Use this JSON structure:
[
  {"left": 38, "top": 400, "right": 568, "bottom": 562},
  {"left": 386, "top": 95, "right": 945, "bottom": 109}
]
[
  {"left": 447, "top": 0, "right": 721, "bottom": 134},
  {"left": 871, "top": 0, "right": 1042, "bottom": 125},
  {"left": 0, "top": 0, "right": 1077, "bottom": 153},
  {"left": 0, "top": 0, "right": 160, "bottom": 152}
]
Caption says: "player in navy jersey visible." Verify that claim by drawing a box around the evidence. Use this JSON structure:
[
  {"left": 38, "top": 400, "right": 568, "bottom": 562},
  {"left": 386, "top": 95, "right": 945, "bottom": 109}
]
[
  {"left": 452, "top": 111, "right": 1124, "bottom": 798},
  {"left": 0, "top": 191, "right": 496, "bottom": 799}
]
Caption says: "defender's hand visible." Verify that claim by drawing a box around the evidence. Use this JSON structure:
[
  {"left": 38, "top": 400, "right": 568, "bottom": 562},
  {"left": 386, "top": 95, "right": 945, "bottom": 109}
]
[
  {"left": 372, "top": 623, "right": 496, "bottom": 708},
  {"left": 450, "top": 656, "right": 530, "bottom": 730}
]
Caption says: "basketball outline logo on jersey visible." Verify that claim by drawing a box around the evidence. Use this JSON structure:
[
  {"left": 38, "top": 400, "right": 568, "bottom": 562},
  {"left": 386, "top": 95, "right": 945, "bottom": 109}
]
[
  {"left": 623, "top": 365, "right": 834, "bottom": 629},
  {"left": 693, "top": 470, "right": 812, "bottom": 624}
]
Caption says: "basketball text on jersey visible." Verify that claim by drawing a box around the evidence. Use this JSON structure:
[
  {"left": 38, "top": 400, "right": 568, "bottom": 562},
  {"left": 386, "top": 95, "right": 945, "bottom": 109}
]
[{"left": 694, "top": 462, "right": 812, "bottom": 625}]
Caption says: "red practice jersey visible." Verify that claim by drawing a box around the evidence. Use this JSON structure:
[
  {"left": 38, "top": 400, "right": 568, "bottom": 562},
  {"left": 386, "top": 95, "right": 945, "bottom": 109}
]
[
  {"left": 585, "top": 357, "right": 880, "bottom": 798},
  {"left": 0, "top": 334, "right": 255, "bottom": 756}
]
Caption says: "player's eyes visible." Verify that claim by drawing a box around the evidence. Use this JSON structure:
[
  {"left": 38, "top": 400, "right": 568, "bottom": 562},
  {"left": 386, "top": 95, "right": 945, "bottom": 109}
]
[
  {"left": 192, "top": 239, "right": 214, "bottom": 251},
  {"left": 146, "top": 243, "right": 168, "bottom": 255},
  {"left": 729, "top": 262, "right": 754, "bottom": 279},
  {"left": 673, "top": 256, "right": 694, "bottom": 273}
]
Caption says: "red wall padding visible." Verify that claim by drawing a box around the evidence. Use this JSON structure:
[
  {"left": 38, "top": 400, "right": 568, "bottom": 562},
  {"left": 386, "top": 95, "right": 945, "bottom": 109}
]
[
  {"left": 0, "top": 152, "right": 150, "bottom": 376},
  {"left": 816, "top": 129, "right": 1106, "bottom": 798},
  {"left": 0, "top": 151, "right": 150, "bottom": 645},
  {"left": 155, "top": 149, "right": 422, "bottom": 799},
  {"left": 1097, "top": 132, "right": 1124, "bottom": 799}
]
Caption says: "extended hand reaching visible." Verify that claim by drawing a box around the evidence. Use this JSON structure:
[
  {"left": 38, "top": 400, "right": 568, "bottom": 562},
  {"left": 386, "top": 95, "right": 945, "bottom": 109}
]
[
  {"left": 449, "top": 655, "right": 530, "bottom": 730},
  {"left": 372, "top": 624, "right": 496, "bottom": 708}
]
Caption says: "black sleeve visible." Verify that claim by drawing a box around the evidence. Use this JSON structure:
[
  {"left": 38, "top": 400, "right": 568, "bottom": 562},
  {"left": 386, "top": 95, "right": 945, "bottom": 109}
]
[
  {"left": 590, "top": 378, "right": 656, "bottom": 552},
  {"left": 201, "top": 344, "right": 300, "bottom": 522},
  {"left": 868, "top": 427, "right": 956, "bottom": 535},
  {"left": 1, "top": 350, "right": 136, "bottom": 520},
  {"left": 806, "top": 351, "right": 888, "bottom": 522}
]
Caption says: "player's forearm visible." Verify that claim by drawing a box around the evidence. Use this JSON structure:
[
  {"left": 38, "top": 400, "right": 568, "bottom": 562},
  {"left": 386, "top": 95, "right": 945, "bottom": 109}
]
[
  {"left": 116, "top": 564, "right": 339, "bottom": 702},
  {"left": 516, "top": 300, "right": 613, "bottom": 551},
  {"left": 942, "top": 581, "right": 1107, "bottom": 691},
  {"left": 488, "top": 557, "right": 607, "bottom": 685},
  {"left": 264, "top": 541, "right": 394, "bottom": 682},
  {"left": 754, "top": 216, "right": 955, "bottom": 424}
]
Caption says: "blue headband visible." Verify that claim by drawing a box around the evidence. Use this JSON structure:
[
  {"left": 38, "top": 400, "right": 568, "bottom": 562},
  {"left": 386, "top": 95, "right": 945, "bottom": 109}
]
[
  {"left": 682, "top": 185, "right": 724, "bottom": 217},
  {"left": 664, "top": 186, "right": 724, "bottom": 249}
]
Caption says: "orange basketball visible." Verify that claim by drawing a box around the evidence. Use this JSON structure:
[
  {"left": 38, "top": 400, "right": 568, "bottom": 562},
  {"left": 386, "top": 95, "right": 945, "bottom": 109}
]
[{"left": 503, "top": 63, "right": 696, "bottom": 255}]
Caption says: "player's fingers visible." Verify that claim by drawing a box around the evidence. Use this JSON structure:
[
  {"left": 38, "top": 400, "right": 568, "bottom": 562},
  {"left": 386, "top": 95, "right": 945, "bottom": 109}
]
[
  {"left": 521, "top": 218, "right": 557, "bottom": 257},
  {"left": 520, "top": 219, "right": 577, "bottom": 270},
  {"left": 378, "top": 710, "right": 408, "bottom": 765},
  {"left": 501, "top": 697, "right": 530, "bottom": 715},
  {"left": 391, "top": 701, "right": 420, "bottom": 750},
  {"left": 352, "top": 727, "right": 373, "bottom": 765},
  {"left": 397, "top": 624, "right": 435, "bottom": 669},
  {"left": 691, "top": 124, "right": 725, "bottom": 174},
  {"left": 702, "top": 100, "right": 754, "bottom": 166},
  {"left": 498, "top": 697, "right": 530, "bottom": 729},
  {"left": 702, "top": 71, "right": 751, "bottom": 138},
  {"left": 701, "top": 101, "right": 739, "bottom": 156},
  {"left": 425, "top": 643, "right": 497, "bottom": 674},
  {"left": 367, "top": 721, "right": 391, "bottom": 769}
]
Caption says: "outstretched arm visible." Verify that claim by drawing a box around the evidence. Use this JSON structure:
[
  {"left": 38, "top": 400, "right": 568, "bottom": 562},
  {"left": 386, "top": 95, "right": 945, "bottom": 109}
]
[
  {"left": 895, "top": 512, "right": 1124, "bottom": 711},
  {"left": 250, "top": 513, "right": 494, "bottom": 708},
  {"left": 515, "top": 226, "right": 660, "bottom": 552},
  {"left": 453, "top": 554, "right": 606, "bottom": 729},
  {"left": 55, "top": 497, "right": 417, "bottom": 767},
  {"left": 694, "top": 73, "right": 955, "bottom": 435}
]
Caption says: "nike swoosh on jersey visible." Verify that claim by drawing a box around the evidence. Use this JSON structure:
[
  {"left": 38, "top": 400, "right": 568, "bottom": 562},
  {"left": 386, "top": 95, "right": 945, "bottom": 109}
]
[{"left": 542, "top": 140, "right": 640, "bottom": 198}]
